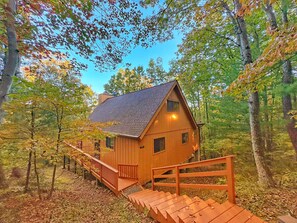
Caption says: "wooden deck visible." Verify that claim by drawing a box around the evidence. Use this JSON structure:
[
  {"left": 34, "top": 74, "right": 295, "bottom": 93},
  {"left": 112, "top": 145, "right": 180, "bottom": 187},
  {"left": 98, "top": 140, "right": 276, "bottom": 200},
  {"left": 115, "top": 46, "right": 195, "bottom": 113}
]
[
  {"left": 64, "top": 142, "right": 139, "bottom": 195},
  {"left": 64, "top": 145, "right": 266, "bottom": 222},
  {"left": 118, "top": 178, "right": 138, "bottom": 191},
  {"left": 128, "top": 189, "right": 266, "bottom": 223}
]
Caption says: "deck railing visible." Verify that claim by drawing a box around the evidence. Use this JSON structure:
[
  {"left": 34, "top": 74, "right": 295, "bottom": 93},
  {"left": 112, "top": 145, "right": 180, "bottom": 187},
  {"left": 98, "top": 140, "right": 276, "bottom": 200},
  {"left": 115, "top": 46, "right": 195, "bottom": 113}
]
[
  {"left": 64, "top": 142, "right": 119, "bottom": 194},
  {"left": 151, "top": 155, "right": 236, "bottom": 204},
  {"left": 118, "top": 164, "right": 138, "bottom": 180}
]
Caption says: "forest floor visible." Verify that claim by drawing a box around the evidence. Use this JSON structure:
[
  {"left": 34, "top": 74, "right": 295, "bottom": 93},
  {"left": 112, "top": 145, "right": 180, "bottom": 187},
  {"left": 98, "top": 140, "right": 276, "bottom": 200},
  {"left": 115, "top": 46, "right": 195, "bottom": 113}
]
[
  {"left": 0, "top": 169, "right": 154, "bottom": 223},
  {"left": 1, "top": 158, "right": 296, "bottom": 223}
]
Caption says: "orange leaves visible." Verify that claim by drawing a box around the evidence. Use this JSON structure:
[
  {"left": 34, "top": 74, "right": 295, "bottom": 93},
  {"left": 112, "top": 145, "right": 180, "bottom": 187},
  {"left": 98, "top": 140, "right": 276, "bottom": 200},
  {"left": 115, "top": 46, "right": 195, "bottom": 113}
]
[{"left": 227, "top": 25, "right": 297, "bottom": 95}]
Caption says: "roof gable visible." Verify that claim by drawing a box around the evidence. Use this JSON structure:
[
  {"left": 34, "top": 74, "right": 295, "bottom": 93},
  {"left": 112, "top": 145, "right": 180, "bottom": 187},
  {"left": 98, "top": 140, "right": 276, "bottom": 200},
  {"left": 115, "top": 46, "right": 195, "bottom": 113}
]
[
  {"left": 139, "top": 82, "right": 197, "bottom": 139},
  {"left": 89, "top": 81, "right": 177, "bottom": 138}
]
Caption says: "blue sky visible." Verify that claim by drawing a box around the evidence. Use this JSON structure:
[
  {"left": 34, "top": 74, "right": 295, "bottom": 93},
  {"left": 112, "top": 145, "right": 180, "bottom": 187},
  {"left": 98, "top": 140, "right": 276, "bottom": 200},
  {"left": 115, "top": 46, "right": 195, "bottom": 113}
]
[{"left": 79, "top": 37, "right": 182, "bottom": 93}]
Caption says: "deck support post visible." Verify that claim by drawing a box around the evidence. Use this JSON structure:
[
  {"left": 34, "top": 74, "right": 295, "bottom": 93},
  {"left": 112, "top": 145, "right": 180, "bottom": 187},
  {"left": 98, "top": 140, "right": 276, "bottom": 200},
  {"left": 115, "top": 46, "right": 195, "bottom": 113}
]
[
  {"left": 226, "top": 156, "right": 236, "bottom": 204},
  {"left": 63, "top": 155, "right": 66, "bottom": 169},
  {"left": 74, "top": 161, "right": 77, "bottom": 174},
  {"left": 151, "top": 169, "right": 155, "bottom": 191},
  {"left": 67, "top": 157, "right": 70, "bottom": 171},
  {"left": 175, "top": 166, "right": 180, "bottom": 195}
]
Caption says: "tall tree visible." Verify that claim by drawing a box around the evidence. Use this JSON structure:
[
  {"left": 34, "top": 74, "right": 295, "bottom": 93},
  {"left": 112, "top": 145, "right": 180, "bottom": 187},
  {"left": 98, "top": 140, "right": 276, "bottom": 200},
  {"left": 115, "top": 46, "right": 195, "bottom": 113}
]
[
  {"left": 263, "top": 0, "right": 297, "bottom": 158},
  {"left": 0, "top": 0, "right": 143, "bottom": 109},
  {"left": 22, "top": 58, "right": 95, "bottom": 198},
  {"left": 231, "top": 0, "right": 274, "bottom": 187}
]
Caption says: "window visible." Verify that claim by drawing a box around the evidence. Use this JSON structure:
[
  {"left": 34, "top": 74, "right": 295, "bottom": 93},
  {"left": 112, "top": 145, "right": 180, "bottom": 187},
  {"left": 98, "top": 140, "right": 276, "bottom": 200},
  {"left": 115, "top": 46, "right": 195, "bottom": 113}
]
[
  {"left": 167, "top": 100, "right": 179, "bottom": 112},
  {"left": 106, "top": 137, "right": 115, "bottom": 149},
  {"left": 182, "top": 132, "right": 189, "bottom": 144},
  {"left": 154, "top": 137, "right": 165, "bottom": 153}
]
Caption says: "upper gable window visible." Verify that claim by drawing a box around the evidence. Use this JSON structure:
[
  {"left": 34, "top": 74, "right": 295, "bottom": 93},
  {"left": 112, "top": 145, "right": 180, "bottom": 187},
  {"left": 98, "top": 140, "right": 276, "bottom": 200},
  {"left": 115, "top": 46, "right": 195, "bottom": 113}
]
[
  {"left": 167, "top": 100, "right": 179, "bottom": 112},
  {"left": 182, "top": 132, "right": 189, "bottom": 144},
  {"left": 106, "top": 137, "right": 115, "bottom": 149}
]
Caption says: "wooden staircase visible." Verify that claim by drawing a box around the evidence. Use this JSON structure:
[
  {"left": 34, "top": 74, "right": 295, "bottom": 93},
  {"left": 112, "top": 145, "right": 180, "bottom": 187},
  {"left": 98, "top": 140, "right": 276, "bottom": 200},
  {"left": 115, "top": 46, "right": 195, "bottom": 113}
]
[{"left": 128, "top": 189, "right": 266, "bottom": 223}]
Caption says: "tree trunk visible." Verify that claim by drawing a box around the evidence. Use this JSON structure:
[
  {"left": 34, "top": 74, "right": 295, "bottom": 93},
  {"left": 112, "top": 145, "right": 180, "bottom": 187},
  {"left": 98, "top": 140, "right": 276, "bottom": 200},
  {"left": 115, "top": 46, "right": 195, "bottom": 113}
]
[
  {"left": 33, "top": 149, "right": 42, "bottom": 200},
  {"left": 24, "top": 151, "right": 32, "bottom": 193},
  {"left": 48, "top": 126, "right": 62, "bottom": 199},
  {"left": 48, "top": 145, "right": 59, "bottom": 198},
  {"left": 249, "top": 92, "right": 275, "bottom": 186},
  {"left": 0, "top": 0, "right": 18, "bottom": 109},
  {"left": 30, "top": 106, "right": 42, "bottom": 199},
  {"left": 234, "top": 0, "right": 275, "bottom": 187},
  {"left": 263, "top": 2, "right": 278, "bottom": 31},
  {"left": 263, "top": 87, "right": 273, "bottom": 151}
]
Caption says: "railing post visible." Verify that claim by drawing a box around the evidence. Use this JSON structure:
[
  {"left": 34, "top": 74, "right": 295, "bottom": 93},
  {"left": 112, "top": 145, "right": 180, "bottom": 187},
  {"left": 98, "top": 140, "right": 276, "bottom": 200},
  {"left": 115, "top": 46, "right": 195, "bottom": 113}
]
[
  {"left": 176, "top": 166, "right": 180, "bottom": 195},
  {"left": 136, "top": 165, "right": 138, "bottom": 180},
  {"left": 63, "top": 155, "right": 66, "bottom": 169},
  {"left": 226, "top": 156, "right": 236, "bottom": 204},
  {"left": 115, "top": 171, "right": 119, "bottom": 191},
  {"left": 151, "top": 169, "right": 155, "bottom": 191}
]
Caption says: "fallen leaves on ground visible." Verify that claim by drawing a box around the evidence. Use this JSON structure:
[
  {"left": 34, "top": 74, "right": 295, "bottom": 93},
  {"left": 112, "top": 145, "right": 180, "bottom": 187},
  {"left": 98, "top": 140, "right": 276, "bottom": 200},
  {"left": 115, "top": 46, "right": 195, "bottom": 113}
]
[{"left": 0, "top": 170, "right": 154, "bottom": 223}]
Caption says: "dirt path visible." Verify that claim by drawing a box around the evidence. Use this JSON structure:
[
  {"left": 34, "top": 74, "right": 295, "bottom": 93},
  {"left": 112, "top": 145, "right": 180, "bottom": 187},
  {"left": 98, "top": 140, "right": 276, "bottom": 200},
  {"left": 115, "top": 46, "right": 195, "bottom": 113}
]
[{"left": 0, "top": 170, "right": 154, "bottom": 223}]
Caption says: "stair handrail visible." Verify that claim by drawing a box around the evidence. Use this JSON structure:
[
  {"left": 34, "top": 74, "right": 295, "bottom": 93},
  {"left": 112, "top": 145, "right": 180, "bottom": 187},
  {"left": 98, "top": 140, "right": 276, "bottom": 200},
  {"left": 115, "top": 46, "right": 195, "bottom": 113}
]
[
  {"left": 64, "top": 142, "right": 119, "bottom": 194},
  {"left": 151, "top": 155, "right": 236, "bottom": 204}
]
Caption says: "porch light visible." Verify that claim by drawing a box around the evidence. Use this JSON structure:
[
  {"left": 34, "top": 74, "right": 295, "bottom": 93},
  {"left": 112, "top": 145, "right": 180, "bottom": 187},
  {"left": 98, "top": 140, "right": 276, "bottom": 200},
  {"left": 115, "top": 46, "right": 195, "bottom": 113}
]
[{"left": 171, "top": 114, "right": 177, "bottom": 120}]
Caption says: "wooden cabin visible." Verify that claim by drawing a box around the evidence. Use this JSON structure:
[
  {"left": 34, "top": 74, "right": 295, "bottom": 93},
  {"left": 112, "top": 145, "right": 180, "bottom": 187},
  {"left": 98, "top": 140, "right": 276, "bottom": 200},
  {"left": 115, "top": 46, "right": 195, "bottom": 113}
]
[{"left": 82, "top": 80, "right": 199, "bottom": 184}]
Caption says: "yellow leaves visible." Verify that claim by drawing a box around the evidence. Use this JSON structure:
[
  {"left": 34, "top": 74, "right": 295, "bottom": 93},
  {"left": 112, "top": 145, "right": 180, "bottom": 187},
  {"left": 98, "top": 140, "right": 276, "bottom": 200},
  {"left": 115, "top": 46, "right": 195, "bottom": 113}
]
[
  {"left": 228, "top": 25, "right": 297, "bottom": 96},
  {"left": 21, "top": 53, "right": 72, "bottom": 82}
]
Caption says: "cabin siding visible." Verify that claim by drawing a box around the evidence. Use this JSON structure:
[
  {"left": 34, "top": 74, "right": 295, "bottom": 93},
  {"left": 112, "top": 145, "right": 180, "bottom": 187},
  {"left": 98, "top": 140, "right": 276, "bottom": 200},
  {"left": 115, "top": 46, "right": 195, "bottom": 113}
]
[
  {"left": 100, "top": 136, "right": 139, "bottom": 169},
  {"left": 138, "top": 89, "right": 199, "bottom": 184}
]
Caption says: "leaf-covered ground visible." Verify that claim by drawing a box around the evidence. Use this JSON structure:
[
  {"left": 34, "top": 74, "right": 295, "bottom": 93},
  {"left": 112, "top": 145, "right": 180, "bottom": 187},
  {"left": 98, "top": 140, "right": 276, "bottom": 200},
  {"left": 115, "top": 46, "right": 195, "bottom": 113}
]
[{"left": 0, "top": 170, "right": 154, "bottom": 223}]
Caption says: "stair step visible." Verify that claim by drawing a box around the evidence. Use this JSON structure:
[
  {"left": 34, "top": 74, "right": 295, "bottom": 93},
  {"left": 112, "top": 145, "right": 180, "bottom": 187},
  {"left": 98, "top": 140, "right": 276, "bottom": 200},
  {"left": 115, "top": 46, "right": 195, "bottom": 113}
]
[
  {"left": 128, "top": 189, "right": 150, "bottom": 201},
  {"left": 156, "top": 196, "right": 198, "bottom": 223},
  {"left": 149, "top": 194, "right": 178, "bottom": 218},
  {"left": 191, "top": 201, "right": 234, "bottom": 223},
  {"left": 152, "top": 195, "right": 190, "bottom": 222},
  {"left": 129, "top": 189, "right": 156, "bottom": 203},
  {"left": 177, "top": 199, "right": 217, "bottom": 223},
  {"left": 140, "top": 192, "right": 171, "bottom": 209},
  {"left": 227, "top": 209, "right": 256, "bottom": 223},
  {"left": 245, "top": 216, "right": 266, "bottom": 223},
  {"left": 181, "top": 201, "right": 221, "bottom": 223},
  {"left": 148, "top": 193, "right": 178, "bottom": 209},
  {"left": 210, "top": 204, "right": 244, "bottom": 223},
  {"left": 155, "top": 195, "right": 189, "bottom": 212},
  {"left": 136, "top": 191, "right": 165, "bottom": 206},
  {"left": 128, "top": 189, "right": 266, "bottom": 223},
  {"left": 163, "top": 197, "right": 202, "bottom": 223}
]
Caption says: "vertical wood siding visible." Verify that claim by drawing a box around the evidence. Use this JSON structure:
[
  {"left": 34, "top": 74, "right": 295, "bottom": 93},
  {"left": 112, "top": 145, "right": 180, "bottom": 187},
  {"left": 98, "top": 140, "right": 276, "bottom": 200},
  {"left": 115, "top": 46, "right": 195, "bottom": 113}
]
[
  {"left": 100, "top": 136, "right": 139, "bottom": 169},
  {"left": 138, "top": 89, "right": 199, "bottom": 184}
]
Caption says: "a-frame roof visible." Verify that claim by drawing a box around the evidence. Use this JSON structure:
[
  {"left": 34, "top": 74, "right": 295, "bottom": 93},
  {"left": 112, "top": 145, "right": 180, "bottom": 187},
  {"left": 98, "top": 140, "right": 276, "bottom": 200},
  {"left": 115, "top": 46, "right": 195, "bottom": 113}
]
[{"left": 89, "top": 80, "right": 197, "bottom": 139}]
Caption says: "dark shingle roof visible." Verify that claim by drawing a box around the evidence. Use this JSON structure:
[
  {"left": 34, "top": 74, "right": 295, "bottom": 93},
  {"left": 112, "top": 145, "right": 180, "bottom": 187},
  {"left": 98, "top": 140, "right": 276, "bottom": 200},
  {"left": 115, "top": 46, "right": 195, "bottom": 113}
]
[{"left": 89, "top": 81, "right": 176, "bottom": 138}]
